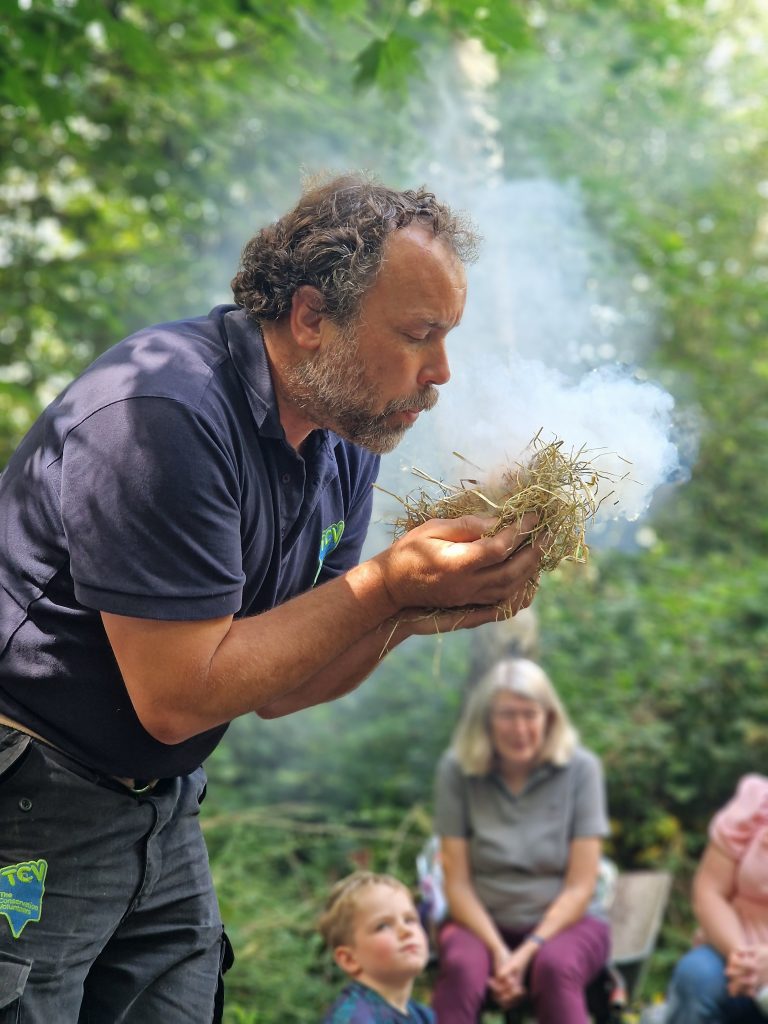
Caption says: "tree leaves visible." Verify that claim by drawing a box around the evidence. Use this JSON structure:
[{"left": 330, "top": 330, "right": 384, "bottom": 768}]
[{"left": 354, "top": 32, "right": 423, "bottom": 94}]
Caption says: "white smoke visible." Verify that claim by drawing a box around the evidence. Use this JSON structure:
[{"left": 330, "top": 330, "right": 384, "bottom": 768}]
[
  {"left": 432, "top": 357, "right": 680, "bottom": 523},
  {"left": 373, "top": 176, "right": 692, "bottom": 544}
]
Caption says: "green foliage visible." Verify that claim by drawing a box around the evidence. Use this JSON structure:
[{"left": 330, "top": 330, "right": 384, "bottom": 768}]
[
  {"left": 354, "top": 33, "right": 424, "bottom": 95},
  {"left": 538, "top": 551, "right": 768, "bottom": 862},
  {"left": 0, "top": 0, "right": 420, "bottom": 458},
  {"left": 538, "top": 550, "right": 768, "bottom": 997},
  {"left": 204, "top": 545, "right": 768, "bottom": 1013},
  {"left": 4, "top": 0, "right": 768, "bottom": 1018},
  {"left": 208, "top": 632, "right": 469, "bottom": 814},
  {"left": 204, "top": 812, "right": 344, "bottom": 1020},
  {"left": 202, "top": 795, "right": 437, "bottom": 1019}
]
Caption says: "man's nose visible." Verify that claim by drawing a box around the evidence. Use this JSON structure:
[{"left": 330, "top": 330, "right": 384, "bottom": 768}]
[{"left": 418, "top": 341, "right": 451, "bottom": 387}]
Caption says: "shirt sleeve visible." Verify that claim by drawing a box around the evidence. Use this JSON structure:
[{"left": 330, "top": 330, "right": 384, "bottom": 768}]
[
  {"left": 61, "top": 396, "right": 246, "bottom": 620},
  {"left": 434, "top": 752, "right": 470, "bottom": 838},
  {"left": 570, "top": 748, "right": 610, "bottom": 839},
  {"left": 709, "top": 774, "right": 768, "bottom": 862}
]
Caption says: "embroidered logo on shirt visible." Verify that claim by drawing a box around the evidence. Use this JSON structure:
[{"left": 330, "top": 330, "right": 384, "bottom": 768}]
[
  {"left": 314, "top": 520, "right": 345, "bottom": 584},
  {"left": 0, "top": 858, "right": 48, "bottom": 938}
]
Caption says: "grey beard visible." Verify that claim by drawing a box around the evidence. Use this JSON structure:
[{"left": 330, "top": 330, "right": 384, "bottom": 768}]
[{"left": 284, "top": 340, "right": 438, "bottom": 455}]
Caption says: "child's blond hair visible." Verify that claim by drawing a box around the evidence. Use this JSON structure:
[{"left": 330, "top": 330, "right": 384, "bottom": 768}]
[{"left": 317, "top": 871, "right": 414, "bottom": 950}]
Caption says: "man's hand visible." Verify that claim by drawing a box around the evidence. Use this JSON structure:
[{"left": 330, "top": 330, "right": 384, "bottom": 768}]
[{"left": 372, "top": 513, "right": 544, "bottom": 617}]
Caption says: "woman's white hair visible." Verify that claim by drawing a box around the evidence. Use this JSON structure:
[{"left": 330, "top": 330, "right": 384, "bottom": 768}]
[{"left": 450, "top": 658, "right": 578, "bottom": 775}]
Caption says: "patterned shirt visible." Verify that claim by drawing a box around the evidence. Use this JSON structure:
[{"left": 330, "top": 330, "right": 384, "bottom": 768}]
[{"left": 322, "top": 981, "right": 434, "bottom": 1024}]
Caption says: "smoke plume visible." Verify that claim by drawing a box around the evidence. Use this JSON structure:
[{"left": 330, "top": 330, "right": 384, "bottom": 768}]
[{"left": 373, "top": 177, "right": 693, "bottom": 544}]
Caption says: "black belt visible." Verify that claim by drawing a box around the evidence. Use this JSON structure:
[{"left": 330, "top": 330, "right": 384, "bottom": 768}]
[
  {"left": 41, "top": 744, "right": 160, "bottom": 795},
  {"left": 0, "top": 721, "right": 160, "bottom": 796}
]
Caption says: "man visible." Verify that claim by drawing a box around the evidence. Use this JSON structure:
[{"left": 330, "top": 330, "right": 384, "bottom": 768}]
[{"left": 0, "top": 174, "right": 543, "bottom": 1022}]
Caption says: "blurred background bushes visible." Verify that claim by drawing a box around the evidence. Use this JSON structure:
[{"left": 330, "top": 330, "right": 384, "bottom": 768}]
[{"left": 3, "top": 0, "right": 768, "bottom": 1017}]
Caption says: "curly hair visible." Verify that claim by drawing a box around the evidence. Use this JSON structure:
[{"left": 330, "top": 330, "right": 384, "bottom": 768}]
[{"left": 230, "top": 172, "right": 479, "bottom": 324}]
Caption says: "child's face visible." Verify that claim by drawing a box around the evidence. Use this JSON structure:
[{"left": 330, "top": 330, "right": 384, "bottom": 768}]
[{"left": 339, "top": 883, "right": 429, "bottom": 987}]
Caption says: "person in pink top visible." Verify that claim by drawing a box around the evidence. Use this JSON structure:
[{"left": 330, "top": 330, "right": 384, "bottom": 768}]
[{"left": 664, "top": 774, "right": 768, "bottom": 1023}]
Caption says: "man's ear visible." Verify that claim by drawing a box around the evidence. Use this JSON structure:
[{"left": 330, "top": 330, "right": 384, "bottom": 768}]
[
  {"left": 333, "top": 945, "right": 361, "bottom": 977},
  {"left": 290, "top": 285, "right": 326, "bottom": 352}
]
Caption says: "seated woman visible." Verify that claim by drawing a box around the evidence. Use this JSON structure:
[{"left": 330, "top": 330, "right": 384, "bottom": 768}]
[
  {"left": 664, "top": 774, "right": 768, "bottom": 1024},
  {"left": 430, "top": 657, "right": 611, "bottom": 1024}
]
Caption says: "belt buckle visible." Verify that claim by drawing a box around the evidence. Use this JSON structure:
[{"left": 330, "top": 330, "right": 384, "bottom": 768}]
[
  {"left": 118, "top": 777, "right": 158, "bottom": 794},
  {"left": 130, "top": 781, "right": 154, "bottom": 794}
]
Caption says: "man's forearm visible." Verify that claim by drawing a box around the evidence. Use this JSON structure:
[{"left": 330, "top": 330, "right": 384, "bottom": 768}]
[
  {"left": 254, "top": 614, "right": 416, "bottom": 718},
  {"left": 104, "top": 558, "right": 399, "bottom": 744},
  {"left": 103, "top": 513, "right": 544, "bottom": 744}
]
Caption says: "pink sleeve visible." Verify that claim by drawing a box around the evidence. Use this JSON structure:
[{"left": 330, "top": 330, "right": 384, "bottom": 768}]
[{"left": 709, "top": 775, "right": 768, "bottom": 862}]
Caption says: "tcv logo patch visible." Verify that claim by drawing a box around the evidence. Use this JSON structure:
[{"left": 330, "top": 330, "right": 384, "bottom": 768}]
[
  {"left": 0, "top": 859, "right": 48, "bottom": 938},
  {"left": 314, "top": 520, "right": 345, "bottom": 584}
]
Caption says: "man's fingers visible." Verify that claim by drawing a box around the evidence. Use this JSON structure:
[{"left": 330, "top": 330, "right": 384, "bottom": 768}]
[
  {"left": 402, "top": 605, "right": 514, "bottom": 635},
  {"left": 495, "top": 514, "right": 541, "bottom": 555},
  {"left": 399, "top": 559, "right": 543, "bottom": 634},
  {"left": 380, "top": 511, "right": 546, "bottom": 613},
  {"left": 466, "top": 541, "right": 543, "bottom": 608},
  {"left": 417, "top": 514, "right": 503, "bottom": 544},
  {"left": 422, "top": 513, "right": 541, "bottom": 562}
]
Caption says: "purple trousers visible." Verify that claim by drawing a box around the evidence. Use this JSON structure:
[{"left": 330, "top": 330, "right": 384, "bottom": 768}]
[{"left": 431, "top": 916, "right": 611, "bottom": 1024}]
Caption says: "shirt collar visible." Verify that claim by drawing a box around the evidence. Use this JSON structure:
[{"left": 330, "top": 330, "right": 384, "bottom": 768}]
[
  {"left": 220, "top": 305, "right": 344, "bottom": 455},
  {"left": 219, "top": 305, "right": 283, "bottom": 439},
  {"left": 493, "top": 759, "right": 559, "bottom": 797}
]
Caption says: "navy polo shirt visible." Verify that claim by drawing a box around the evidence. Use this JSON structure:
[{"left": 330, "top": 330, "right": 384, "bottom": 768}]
[{"left": 0, "top": 305, "right": 379, "bottom": 778}]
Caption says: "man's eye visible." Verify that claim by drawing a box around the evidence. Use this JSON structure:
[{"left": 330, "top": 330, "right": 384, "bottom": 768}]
[{"left": 403, "top": 331, "right": 428, "bottom": 342}]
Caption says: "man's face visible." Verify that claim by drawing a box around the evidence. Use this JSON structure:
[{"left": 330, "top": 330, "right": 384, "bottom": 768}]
[{"left": 285, "top": 225, "right": 467, "bottom": 454}]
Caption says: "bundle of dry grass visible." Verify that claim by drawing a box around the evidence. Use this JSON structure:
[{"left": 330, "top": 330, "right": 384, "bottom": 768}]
[{"left": 388, "top": 430, "right": 627, "bottom": 574}]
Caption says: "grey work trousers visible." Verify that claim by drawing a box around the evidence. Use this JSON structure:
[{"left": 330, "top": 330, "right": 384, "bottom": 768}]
[{"left": 0, "top": 725, "right": 230, "bottom": 1023}]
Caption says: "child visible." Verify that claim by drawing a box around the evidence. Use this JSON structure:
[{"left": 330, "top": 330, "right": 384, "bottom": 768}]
[{"left": 318, "top": 871, "right": 435, "bottom": 1023}]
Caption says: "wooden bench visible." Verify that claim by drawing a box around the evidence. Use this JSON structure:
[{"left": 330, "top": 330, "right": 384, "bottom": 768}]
[{"left": 609, "top": 870, "right": 673, "bottom": 1003}]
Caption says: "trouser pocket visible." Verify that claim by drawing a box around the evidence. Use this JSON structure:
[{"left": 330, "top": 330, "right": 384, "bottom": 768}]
[
  {"left": 212, "top": 928, "right": 235, "bottom": 1024},
  {"left": 0, "top": 951, "right": 31, "bottom": 1021}
]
